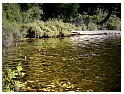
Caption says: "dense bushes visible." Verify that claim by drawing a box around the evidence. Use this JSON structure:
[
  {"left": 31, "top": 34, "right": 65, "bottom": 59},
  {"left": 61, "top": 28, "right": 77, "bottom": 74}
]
[
  {"left": 2, "top": 19, "right": 22, "bottom": 47},
  {"left": 106, "top": 15, "right": 121, "bottom": 30},
  {"left": 22, "top": 19, "right": 77, "bottom": 38},
  {"left": 2, "top": 3, "right": 22, "bottom": 23},
  {"left": 2, "top": 3, "right": 44, "bottom": 46},
  {"left": 77, "top": 8, "right": 121, "bottom": 31},
  {"left": 2, "top": 3, "right": 121, "bottom": 47},
  {"left": 22, "top": 6, "right": 43, "bottom": 23},
  {"left": 2, "top": 3, "right": 23, "bottom": 47}
]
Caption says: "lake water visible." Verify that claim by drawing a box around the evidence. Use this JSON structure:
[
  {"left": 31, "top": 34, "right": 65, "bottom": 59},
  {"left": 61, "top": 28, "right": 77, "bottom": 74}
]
[{"left": 2, "top": 34, "right": 121, "bottom": 92}]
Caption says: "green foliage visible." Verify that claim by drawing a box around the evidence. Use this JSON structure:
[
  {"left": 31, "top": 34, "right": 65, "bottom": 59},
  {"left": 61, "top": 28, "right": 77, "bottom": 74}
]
[
  {"left": 2, "top": 19, "right": 22, "bottom": 46},
  {"left": 2, "top": 3, "right": 22, "bottom": 23},
  {"left": 106, "top": 15, "right": 121, "bottom": 30},
  {"left": 76, "top": 24, "right": 87, "bottom": 31},
  {"left": 22, "top": 6, "right": 43, "bottom": 23},
  {"left": 19, "top": 3, "right": 41, "bottom": 11},
  {"left": 2, "top": 3, "right": 43, "bottom": 46},
  {"left": 2, "top": 63, "right": 25, "bottom": 92},
  {"left": 81, "top": 24, "right": 87, "bottom": 30},
  {"left": 78, "top": 8, "right": 120, "bottom": 30},
  {"left": 2, "top": 3, "right": 121, "bottom": 46},
  {"left": 43, "top": 3, "right": 79, "bottom": 22},
  {"left": 81, "top": 8, "right": 107, "bottom": 25},
  {"left": 88, "top": 22, "right": 98, "bottom": 31},
  {"left": 22, "top": 19, "right": 76, "bottom": 37},
  {"left": 64, "top": 3, "right": 79, "bottom": 22},
  {"left": 2, "top": 3, "right": 24, "bottom": 46}
]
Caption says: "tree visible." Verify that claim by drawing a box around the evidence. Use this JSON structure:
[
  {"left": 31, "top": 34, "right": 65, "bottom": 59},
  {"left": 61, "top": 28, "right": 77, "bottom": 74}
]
[
  {"left": 99, "top": 3, "right": 121, "bottom": 24},
  {"left": 43, "top": 3, "right": 79, "bottom": 22},
  {"left": 64, "top": 3, "right": 79, "bottom": 22},
  {"left": 2, "top": 3, "right": 22, "bottom": 23},
  {"left": 78, "top": 3, "right": 121, "bottom": 24},
  {"left": 22, "top": 6, "right": 43, "bottom": 23},
  {"left": 18, "top": 3, "right": 39, "bottom": 11}
]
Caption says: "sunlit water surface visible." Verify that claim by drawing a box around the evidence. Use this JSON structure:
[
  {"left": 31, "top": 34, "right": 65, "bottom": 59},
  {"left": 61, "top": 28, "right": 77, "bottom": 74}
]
[{"left": 2, "top": 34, "right": 121, "bottom": 92}]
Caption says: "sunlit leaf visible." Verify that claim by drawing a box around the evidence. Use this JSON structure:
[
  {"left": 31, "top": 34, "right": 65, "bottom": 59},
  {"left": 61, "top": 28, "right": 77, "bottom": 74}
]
[{"left": 16, "top": 66, "right": 23, "bottom": 73}]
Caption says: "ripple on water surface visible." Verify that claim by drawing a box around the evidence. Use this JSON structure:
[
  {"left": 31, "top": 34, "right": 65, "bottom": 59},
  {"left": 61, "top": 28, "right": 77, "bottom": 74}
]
[{"left": 2, "top": 35, "right": 121, "bottom": 92}]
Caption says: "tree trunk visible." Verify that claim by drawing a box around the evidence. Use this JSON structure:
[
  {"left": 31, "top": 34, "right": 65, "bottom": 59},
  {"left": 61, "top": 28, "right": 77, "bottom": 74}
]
[{"left": 98, "top": 10, "right": 112, "bottom": 25}]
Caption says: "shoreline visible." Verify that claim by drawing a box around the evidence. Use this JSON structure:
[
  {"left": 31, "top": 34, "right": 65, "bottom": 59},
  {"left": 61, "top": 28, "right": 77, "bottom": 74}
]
[{"left": 70, "top": 30, "right": 121, "bottom": 35}]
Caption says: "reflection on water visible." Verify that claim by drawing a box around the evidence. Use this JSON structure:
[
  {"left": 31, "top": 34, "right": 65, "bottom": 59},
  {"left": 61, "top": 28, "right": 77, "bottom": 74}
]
[{"left": 2, "top": 34, "right": 121, "bottom": 92}]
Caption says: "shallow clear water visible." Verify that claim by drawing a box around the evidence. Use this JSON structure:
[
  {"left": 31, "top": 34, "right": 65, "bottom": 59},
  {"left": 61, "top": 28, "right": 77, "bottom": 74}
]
[{"left": 2, "top": 34, "right": 121, "bottom": 92}]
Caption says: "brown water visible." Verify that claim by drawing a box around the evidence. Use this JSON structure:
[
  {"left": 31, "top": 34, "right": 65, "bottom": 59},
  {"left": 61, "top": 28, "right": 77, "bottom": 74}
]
[{"left": 2, "top": 34, "right": 121, "bottom": 92}]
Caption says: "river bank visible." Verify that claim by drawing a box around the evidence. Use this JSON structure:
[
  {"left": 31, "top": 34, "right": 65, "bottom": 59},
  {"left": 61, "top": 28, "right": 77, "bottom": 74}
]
[
  {"left": 70, "top": 30, "right": 121, "bottom": 35},
  {"left": 3, "top": 30, "right": 121, "bottom": 49}
]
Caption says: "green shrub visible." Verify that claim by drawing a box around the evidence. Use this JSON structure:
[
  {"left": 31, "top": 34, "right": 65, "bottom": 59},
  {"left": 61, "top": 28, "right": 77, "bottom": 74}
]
[
  {"left": 88, "top": 22, "right": 98, "bottom": 31},
  {"left": 77, "top": 24, "right": 87, "bottom": 31},
  {"left": 22, "top": 6, "right": 43, "bottom": 23},
  {"left": 2, "top": 3, "right": 22, "bottom": 23},
  {"left": 22, "top": 19, "right": 77, "bottom": 38},
  {"left": 81, "top": 8, "right": 107, "bottom": 25},
  {"left": 2, "top": 19, "right": 22, "bottom": 46},
  {"left": 2, "top": 3, "right": 24, "bottom": 47},
  {"left": 80, "top": 8, "right": 121, "bottom": 30},
  {"left": 92, "top": 8, "right": 107, "bottom": 24},
  {"left": 106, "top": 15, "right": 121, "bottom": 30}
]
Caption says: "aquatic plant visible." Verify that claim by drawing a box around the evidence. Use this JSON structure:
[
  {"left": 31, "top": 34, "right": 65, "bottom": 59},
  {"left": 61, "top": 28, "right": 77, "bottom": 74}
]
[{"left": 2, "top": 63, "right": 25, "bottom": 92}]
